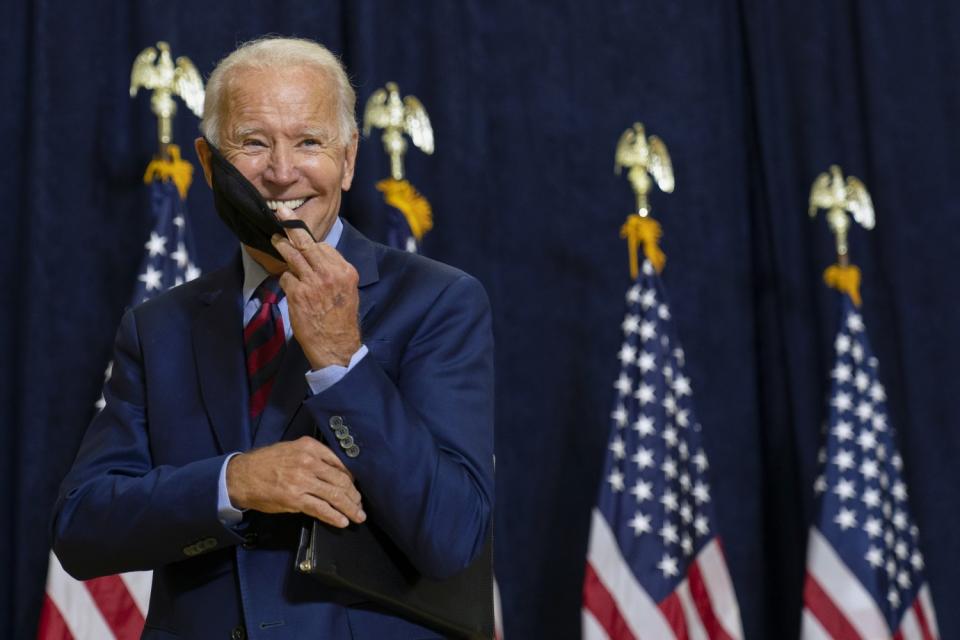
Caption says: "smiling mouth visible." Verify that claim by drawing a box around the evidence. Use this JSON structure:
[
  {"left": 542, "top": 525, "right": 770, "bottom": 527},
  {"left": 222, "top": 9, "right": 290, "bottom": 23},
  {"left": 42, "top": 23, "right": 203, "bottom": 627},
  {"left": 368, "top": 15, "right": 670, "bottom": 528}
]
[{"left": 265, "top": 197, "right": 310, "bottom": 211}]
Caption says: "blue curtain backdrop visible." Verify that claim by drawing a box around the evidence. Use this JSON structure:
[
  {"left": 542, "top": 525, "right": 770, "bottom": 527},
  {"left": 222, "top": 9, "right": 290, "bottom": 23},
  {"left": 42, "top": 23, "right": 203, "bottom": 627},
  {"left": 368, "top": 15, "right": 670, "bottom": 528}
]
[{"left": 3, "top": 1, "right": 959, "bottom": 638}]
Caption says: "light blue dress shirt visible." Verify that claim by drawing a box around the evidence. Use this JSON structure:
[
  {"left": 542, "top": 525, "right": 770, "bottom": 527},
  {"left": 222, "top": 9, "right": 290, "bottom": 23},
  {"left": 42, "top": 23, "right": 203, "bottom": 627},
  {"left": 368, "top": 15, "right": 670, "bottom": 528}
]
[{"left": 217, "top": 217, "right": 369, "bottom": 524}]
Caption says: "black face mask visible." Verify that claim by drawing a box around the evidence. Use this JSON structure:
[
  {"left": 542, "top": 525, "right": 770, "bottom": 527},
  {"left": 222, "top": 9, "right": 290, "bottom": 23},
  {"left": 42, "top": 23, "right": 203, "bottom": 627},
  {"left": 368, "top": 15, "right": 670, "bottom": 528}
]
[{"left": 204, "top": 138, "right": 316, "bottom": 261}]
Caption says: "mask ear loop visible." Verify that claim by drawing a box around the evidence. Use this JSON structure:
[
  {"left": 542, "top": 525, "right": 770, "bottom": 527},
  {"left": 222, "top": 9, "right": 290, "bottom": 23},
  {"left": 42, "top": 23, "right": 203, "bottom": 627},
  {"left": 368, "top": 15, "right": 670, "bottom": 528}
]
[{"left": 279, "top": 218, "right": 318, "bottom": 243}]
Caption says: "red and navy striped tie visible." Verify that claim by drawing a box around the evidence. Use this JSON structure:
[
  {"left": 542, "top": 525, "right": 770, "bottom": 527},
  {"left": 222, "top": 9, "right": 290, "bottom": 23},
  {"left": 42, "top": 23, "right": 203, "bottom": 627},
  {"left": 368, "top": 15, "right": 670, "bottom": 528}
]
[{"left": 244, "top": 276, "right": 286, "bottom": 422}]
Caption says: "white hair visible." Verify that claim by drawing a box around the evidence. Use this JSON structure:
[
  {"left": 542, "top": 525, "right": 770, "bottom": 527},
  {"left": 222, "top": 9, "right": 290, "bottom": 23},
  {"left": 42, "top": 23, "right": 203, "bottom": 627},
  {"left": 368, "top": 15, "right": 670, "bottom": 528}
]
[{"left": 200, "top": 36, "right": 357, "bottom": 146}]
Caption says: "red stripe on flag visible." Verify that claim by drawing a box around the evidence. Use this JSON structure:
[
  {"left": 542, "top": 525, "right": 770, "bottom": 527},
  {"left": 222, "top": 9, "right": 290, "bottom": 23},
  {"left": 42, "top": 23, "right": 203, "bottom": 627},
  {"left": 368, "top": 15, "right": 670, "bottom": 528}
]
[
  {"left": 803, "top": 572, "right": 863, "bottom": 640},
  {"left": 687, "top": 560, "right": 733, "bottom": 640},
  {"left": 582, "top": 562, "right": 638, "bottom": 640},
  {"left": 36, "top": 594, "right": 74, "bottom": 640},
  {"left": 84, "top": 575, "right": 145, "bottom": 639},
  {"left": 913, "top": 599, "right": 935, "bottom": 640},
  {"left": 659, "top": 591, "right": 688, "bottom": 640}
]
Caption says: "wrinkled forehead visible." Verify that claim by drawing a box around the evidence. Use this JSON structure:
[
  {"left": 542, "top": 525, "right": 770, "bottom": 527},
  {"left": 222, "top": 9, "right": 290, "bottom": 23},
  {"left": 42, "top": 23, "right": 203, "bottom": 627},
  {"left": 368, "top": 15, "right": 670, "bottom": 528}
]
[{"left": 220, "top": 65, "right": 341, "bottom": 137}]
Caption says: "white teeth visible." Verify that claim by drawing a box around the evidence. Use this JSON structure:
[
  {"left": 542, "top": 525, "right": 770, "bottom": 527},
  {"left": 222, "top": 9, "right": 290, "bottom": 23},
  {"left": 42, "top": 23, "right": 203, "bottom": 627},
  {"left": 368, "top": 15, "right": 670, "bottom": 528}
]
[{"left": 266, "top": 198, "right": 306, "bottom": 211}]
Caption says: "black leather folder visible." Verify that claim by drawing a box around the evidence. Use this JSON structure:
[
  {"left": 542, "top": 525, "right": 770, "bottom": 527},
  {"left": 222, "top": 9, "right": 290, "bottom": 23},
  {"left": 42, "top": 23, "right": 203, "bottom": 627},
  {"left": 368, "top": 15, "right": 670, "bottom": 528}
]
[{"left": 295, "top": 517, "right": 494, "bottom": 639}]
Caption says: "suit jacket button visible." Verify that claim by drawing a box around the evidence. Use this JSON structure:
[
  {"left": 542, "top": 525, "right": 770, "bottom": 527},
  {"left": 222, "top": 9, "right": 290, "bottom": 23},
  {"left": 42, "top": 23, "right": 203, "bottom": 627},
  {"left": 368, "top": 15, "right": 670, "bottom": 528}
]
[
  {"left": 345, "top": 445, "right": 360, "bottom": 458},
  {"left": 231, "top": 625, "right": 246, "bottom": 640},
  {"left": 329, "top": 415, "right": 344, "bottom": 428},
  {"left": 339, "top": 435, "right": 354, "bottom": 448},
  {"left": 333, "top": 425, "right": 349, "bottom": 439}
]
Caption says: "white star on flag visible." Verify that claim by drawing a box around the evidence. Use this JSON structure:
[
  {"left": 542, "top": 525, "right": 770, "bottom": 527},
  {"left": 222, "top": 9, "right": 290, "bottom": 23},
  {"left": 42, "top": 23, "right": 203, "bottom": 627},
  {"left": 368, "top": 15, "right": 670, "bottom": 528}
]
[
  {"left": 138, "top": 265, "right": 163, "bottom": 291},
  {"left": 144, "top": 232, "right": 168, "bottom": 256},
  {"left": 633, "top": 415, "right": 655, "bottom": 437},
  {"left": 171, "top": 242, "right": 188, "bottom": 268},
  {"left": 629, "top": 511, "right": 652, "bottom": 535},
  {"left": 657, "top": 553, "right": 679, "bottom": 578}
]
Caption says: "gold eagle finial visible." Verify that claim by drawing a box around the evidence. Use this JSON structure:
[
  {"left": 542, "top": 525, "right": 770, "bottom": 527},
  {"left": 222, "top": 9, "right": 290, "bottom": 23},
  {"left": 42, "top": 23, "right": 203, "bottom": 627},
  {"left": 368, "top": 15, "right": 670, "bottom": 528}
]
[
  {"left": 363, "top": 81, "right": 434, "bottom": 181},
  {"left": 130, "top": 41, "right": 204, "bottom": 151},
  {"left": 614, "top": 122, "right": 674, "bottom": 217},
  {"left": 614, "top": 123, "right": 673, "bottom": 278},
  {"left": 809, "top": 164, "right": 875, "bottom": 265}
]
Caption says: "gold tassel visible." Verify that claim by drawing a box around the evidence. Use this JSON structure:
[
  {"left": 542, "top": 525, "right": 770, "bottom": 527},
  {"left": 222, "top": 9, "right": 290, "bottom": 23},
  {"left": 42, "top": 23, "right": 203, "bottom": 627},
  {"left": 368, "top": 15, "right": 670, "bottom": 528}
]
[
  {"left": 143, "top": 144, "right": 193, "bottom": 200},
  {"left": 620, "top": 214, "right": 666, "bottom": 279},
  {"left": 824, "top": 264, "right": 862, "bottom": 307},
  {"left": 376, "top": 178, "right": 433, "bottom": 241}
]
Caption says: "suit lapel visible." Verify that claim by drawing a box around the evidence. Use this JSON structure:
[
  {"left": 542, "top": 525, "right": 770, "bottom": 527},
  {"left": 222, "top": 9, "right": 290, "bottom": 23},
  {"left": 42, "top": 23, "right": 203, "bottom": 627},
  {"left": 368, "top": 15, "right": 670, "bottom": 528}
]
[
  {"left": 253, "top": 220, "right": 383, "bottom": 445},
  {"left": 192, "top": 255, "right": 251, "bottom": 454},
  {"left": 339, "top": 220, "right": 381, "bottom": 326}
]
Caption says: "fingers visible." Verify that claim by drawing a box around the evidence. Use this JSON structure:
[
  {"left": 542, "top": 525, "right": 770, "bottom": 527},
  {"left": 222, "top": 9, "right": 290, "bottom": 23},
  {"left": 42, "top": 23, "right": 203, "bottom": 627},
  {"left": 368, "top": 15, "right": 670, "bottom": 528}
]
[
  {"left": 226, "top": 437, "right": 366, "bottom": 527},
  {"left": 271, "top": 231, "right": 349, "bottom": 282},
  {"left": 301, "top": 436, "right": 351, "bottom": 474},
  {"left": 296, "top": 468, "right": 366, "bottom": 526},
  {"left": 274, "top": 204, "right": 317, "bottom": 250},
  {"left": 270, "top": 204, "right": 320, "bottom": 278},
  {"left": 272, "top": 233, "right": 314, "bottom": 279},
  {"left": 271, "top": 205, "right": 353, "bottom": 278},
  {"left": 305, "top": 480, "right": 366, "bottom": 526},
  {"left": 273, "top": 232, "right": 347, "bottom": 270},
  {"left": 301, "top": 494, "right": 356, "bottom": 528}
]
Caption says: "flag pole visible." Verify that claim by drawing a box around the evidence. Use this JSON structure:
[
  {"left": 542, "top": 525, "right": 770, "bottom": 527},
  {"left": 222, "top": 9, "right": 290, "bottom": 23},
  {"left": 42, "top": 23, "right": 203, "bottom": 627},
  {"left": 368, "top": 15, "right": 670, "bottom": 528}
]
[
  {"left": 808, "top": 164, "right": 876, "bottom": 307},
  {"left": 362, "top": 81, "right": 435, "bottom": 252},
  {"left": 614, "top": 122, "right": 673, "bottom": 278}
]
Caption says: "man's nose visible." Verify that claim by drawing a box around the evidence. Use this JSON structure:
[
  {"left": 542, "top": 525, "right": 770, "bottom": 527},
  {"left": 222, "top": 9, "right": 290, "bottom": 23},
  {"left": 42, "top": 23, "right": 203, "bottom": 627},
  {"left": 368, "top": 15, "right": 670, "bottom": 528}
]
[{"left": 264, "top": 145, "right": 299, "bottom": 186}]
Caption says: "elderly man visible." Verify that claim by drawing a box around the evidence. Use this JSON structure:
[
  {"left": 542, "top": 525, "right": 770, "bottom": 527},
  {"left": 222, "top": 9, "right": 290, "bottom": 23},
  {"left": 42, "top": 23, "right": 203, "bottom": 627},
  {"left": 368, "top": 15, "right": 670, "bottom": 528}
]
[{"left": 53, "top": 37, "right": 493, "bottom": 639}]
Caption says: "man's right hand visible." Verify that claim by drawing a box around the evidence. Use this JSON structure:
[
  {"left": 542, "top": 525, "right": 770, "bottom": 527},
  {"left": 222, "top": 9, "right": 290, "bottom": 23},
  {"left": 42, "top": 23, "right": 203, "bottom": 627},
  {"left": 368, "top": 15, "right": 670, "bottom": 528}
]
[{"left": 226, "top": 436, "right": 366, "bottom": 528}]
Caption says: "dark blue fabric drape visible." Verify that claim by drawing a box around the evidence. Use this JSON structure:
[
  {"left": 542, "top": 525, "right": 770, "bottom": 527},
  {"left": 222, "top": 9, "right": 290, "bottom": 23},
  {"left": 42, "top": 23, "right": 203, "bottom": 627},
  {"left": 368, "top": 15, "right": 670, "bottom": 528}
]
[{"left": 3, "top": 1, "right": 959, "bottom": 638}]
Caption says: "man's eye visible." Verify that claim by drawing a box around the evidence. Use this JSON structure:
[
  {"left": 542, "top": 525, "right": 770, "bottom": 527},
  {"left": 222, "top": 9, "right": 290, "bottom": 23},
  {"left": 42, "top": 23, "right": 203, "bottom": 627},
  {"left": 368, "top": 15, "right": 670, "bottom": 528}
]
[
  {"left": 302, "top": 138, "right": 324, "bottom": 147},
  {"left": 243, "top": 139, "right": 266, "bottom": 147}
]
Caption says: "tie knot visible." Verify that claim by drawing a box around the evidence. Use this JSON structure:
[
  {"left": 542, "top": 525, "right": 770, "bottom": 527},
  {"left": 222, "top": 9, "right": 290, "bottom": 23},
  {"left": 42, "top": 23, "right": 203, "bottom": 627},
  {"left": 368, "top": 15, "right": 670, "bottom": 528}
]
[{"left": 254, "top": 276, "right": 284, "bottom": 305}]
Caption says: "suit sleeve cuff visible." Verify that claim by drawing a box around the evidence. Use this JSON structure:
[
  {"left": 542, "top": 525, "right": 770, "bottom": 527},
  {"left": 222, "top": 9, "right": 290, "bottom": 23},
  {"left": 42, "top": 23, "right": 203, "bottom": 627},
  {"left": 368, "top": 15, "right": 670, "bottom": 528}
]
[
  {"left": 217, "top": 452, "right": 245, "bottom": 526},
  {"left": 305, "top": 345, "right": 369, "bottom": 395}
]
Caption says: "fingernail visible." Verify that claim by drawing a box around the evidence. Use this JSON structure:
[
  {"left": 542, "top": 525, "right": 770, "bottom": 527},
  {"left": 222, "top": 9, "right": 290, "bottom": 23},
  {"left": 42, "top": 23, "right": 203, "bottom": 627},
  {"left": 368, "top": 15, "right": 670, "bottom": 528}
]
[
  {"left": 339, "top": 516, "right": 349, "bottom": 527},
  {"left": 271, "top": 234, "right": 281, "bottom": 244},
  {"left": 357, "top": 509, "right": 367, "bottom": 522}
]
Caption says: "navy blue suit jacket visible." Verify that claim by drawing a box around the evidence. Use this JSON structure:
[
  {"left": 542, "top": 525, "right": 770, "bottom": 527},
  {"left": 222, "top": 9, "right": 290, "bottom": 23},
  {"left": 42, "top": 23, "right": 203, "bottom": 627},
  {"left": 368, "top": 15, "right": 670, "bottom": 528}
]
[{"left": 53, "top": 222, "right": 494, "bottom": 639}]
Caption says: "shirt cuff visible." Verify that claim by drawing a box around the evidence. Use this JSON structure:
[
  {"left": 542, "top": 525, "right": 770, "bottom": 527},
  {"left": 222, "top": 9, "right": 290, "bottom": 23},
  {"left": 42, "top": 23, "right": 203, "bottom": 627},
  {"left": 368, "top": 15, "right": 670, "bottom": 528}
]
[
  {"left": 305, "top": 345, "right": 369, "bottom": 395},
  {"left": 217, "top": 452, "right": 245, "bottom": 526}
]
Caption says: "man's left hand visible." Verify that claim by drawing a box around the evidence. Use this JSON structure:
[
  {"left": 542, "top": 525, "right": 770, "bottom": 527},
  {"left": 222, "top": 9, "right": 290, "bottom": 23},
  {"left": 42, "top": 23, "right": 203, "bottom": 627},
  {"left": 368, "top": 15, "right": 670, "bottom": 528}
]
[{"left": 271, "top": 206, "right": 362, "bottom": 369}]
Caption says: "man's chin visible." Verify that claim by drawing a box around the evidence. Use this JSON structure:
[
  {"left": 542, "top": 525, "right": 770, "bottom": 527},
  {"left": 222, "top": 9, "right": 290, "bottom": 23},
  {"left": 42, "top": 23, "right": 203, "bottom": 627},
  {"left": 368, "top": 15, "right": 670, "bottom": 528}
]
[{"left": 243, "top": 244, "right": 288, "bottom": 275}]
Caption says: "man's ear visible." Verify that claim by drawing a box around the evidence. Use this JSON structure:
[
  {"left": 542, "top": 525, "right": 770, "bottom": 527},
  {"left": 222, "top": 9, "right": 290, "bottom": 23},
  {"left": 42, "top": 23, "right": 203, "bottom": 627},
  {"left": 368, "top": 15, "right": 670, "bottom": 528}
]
[
  {"left": 194, "top": 137, "right": 214, "bottom": 188},
  {"left": 340, "top": 131, "right": 359, "bottom": 191}
]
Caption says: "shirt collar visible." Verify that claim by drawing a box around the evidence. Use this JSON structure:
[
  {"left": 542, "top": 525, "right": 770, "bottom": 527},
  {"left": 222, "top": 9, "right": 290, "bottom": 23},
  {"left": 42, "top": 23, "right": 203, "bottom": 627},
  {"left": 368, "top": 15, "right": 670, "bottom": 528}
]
[{"left": 241, "top": 217, "right": 344, "bottom": 305}]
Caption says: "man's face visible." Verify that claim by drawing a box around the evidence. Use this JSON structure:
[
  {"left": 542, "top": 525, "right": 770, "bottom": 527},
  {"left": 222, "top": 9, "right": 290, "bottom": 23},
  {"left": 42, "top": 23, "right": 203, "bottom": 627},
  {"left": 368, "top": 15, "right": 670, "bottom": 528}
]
[{"left": 200, "top": 65, "right": 358, "bottom": 245}]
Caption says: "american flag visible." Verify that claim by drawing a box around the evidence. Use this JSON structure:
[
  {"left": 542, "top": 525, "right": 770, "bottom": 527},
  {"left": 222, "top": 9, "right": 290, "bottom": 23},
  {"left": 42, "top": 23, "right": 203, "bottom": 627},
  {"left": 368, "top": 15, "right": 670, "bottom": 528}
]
[
  {"left": 801, "top": 296, "right": 939, "bottom": 639},
  {"left": 583, "top": 260, "right": 743, "bottom": 640},
  {"left": 38, "top": 176, "right": 200, "bottom": 639}
]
